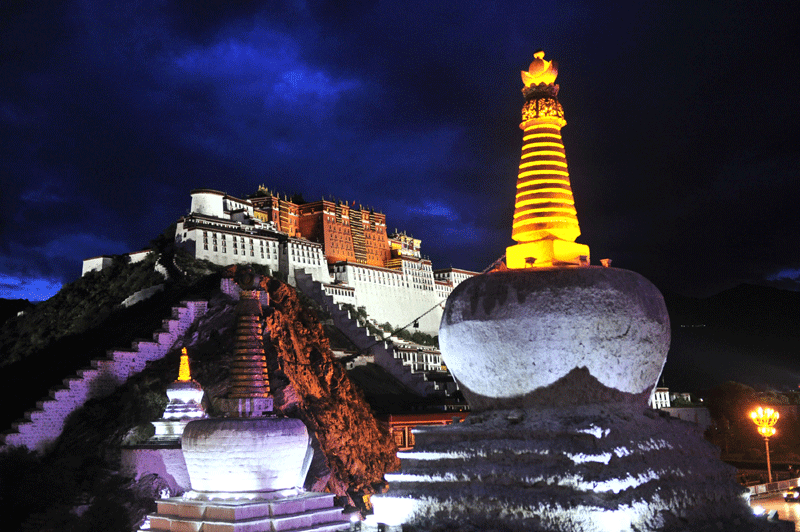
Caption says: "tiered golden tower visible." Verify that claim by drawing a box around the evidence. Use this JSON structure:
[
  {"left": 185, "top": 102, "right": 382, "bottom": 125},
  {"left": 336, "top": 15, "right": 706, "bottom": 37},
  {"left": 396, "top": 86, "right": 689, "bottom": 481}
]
[{"left": 506, "top": 51, "right": 590, "bottom": 269}]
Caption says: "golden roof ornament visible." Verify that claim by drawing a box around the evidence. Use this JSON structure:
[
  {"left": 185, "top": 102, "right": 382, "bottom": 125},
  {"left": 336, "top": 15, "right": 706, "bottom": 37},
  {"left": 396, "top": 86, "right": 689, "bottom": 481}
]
[
  {"left": 521, "top": 50, "right": 558, "bottom": 87},
  {"left": 506, "top": 50, "right": 589, "bottom": 269}
]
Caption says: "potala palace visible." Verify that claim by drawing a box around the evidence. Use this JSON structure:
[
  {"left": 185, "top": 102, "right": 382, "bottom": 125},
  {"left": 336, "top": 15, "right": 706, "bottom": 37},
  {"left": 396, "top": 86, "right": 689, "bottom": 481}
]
[{"left": 84, "top": 187, "right": 479, "bottom": 335}]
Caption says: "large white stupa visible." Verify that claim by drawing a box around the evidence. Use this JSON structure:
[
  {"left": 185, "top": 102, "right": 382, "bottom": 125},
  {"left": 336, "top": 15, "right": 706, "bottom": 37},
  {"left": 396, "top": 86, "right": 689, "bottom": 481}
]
[
  {"left": 367, "top": 52, "right": 787, "bottom": 532},
  {"left": 142, "top": 268, "right": 350, "bottom": 532}
]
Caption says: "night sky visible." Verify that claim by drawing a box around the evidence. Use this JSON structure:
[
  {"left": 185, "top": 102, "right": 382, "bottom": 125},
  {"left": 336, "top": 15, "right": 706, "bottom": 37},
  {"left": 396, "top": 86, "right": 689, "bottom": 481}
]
[{"left": 2, "top": 1, "right": 798, "bottom": 301}]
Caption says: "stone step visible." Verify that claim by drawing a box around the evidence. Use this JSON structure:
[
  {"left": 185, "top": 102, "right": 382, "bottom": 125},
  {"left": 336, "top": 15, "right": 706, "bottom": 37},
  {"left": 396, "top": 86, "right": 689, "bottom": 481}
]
[
  {"left": 147, "top": 497, "right": 349, "bottom": 532},
  {"left": 3, "top": 298, "right": 208, "bottom": 453}
]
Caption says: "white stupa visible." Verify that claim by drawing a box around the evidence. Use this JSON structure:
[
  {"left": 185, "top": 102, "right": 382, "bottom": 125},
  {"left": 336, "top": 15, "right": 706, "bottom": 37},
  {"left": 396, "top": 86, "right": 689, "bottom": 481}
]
[
  {"left": 142, "top": 268, "right": 350, "bottom": 532},
  {"left": 150, "top": 348, "right": 207, "bottom": 442},
  {"left": 367, "top": 52, "right": 787, "bottom": 532}
]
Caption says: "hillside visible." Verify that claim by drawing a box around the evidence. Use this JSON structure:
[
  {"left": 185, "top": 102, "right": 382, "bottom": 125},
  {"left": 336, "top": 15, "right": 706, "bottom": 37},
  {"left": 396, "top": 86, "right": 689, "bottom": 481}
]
[
  {"left": 0, "top": 260, "right": 398, "bottom": 531},
  {"left": 0, "top": 250, "right": 220, "bottom": 429}
]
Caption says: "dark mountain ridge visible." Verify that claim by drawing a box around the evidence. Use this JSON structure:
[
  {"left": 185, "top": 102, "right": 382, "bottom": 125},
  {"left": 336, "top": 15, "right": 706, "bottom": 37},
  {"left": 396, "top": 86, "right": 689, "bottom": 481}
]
[{"left": 661, "top": 283, "right": 800, "bottom": 394}]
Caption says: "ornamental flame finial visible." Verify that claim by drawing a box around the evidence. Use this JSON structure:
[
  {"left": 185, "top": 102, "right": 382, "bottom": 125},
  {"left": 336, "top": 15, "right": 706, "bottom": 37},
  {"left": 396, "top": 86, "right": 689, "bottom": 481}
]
[
  {"left": 178, "top": 347, "right": 192, "bottom": 382},
  {"left": 521, "top": 50, "right": 558, "bottom": 87}
]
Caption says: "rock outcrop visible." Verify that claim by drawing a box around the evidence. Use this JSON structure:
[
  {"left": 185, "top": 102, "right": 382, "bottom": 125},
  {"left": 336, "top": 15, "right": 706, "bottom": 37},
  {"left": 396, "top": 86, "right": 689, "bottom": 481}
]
[
  {"left": 263, "top": 277, "right": 400, "bottom": 504},
  {"left": 181, "top": 271, "right": 399, "bottom": 505}
]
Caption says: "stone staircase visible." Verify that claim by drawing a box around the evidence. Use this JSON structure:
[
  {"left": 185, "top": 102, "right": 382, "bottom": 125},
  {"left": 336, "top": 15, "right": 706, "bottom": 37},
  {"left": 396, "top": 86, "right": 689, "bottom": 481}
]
[
  {"left": 1, "top": 300, "right": 208, "bottom": 453},
  {"left": 294, "top": 269, "right": 444, "bottom": 397}
]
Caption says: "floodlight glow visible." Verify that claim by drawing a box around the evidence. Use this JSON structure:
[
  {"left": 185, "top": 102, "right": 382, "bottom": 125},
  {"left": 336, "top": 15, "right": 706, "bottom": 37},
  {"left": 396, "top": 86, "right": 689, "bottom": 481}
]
[
  {"left": 592, "top": 507, "right": 634, "bottom": 531},
  {"left": 369, "top": 496, "right": 420, "bottom": 526}
]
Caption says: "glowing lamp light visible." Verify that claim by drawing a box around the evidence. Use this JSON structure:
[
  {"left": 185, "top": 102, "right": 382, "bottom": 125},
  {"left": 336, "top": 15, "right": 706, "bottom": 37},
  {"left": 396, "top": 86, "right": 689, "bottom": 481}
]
[
  {"left": 750, "top": 406, "right": 778, "bottom": 436},
  {"left": 749, "top": 406, "right": 779, "bottom": 483}
]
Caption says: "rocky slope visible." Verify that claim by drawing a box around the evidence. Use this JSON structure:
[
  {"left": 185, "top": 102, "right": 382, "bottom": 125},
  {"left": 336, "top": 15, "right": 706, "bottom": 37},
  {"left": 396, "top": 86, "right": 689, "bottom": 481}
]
[
  {"left": 173, "top": 270, "right": 400, "bottom": 505},
  {"left": 263, "top": 277, "right": 400, "bottom": 501},
  {"left": 1, "top": 270, "right": 399, "bottom": 530}
]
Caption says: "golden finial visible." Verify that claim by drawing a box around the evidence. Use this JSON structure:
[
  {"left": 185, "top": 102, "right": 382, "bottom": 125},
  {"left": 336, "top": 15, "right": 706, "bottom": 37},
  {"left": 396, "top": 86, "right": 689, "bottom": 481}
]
[
  {"left": 521, "top": 50, "right": 558, "bottom": 87},
  {"left": 178, "top": 347, "right": 192, "bottom": 382}
]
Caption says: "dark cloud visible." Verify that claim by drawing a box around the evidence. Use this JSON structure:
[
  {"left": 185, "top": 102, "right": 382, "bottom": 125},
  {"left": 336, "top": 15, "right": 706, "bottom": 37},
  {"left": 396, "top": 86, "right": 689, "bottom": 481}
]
[{"left": 1, "top": 1, "right": 799, "bottom": 300}]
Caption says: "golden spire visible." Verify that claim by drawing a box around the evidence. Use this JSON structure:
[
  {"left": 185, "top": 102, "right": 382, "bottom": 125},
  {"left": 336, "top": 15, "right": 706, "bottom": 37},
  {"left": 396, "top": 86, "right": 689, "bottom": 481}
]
[
  {"left": 178, "top": 347, "right": 192, "bottom": 382},
  {"left": 506, "top": 51, "right": 590, "bottom": 269}
]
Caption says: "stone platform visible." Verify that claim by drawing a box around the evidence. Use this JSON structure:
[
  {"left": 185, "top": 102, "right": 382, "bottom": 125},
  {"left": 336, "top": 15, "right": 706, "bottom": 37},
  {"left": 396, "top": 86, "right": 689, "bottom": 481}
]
[
  {"left": 371, "top": 404, "right": 786, "bottom": 532},
  {"left": 143, "top": 490, "right": 350, "bottom": 532}
]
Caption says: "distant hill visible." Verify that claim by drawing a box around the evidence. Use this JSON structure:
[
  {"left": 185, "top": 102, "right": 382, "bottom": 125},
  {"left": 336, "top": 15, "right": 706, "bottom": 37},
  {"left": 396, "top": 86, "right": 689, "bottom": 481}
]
[{"left": 661, "top": 284, "right": 800, "bottom": 394}]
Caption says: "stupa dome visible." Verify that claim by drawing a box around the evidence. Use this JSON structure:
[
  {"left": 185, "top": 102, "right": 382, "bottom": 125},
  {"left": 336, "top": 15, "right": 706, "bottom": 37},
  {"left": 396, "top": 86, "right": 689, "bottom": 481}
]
[
  {"left": 182, "top": 417, "right": 310, "bottom": 493},
  {"left": 439, "top": 267, "right": 670, "bottom": 411}
]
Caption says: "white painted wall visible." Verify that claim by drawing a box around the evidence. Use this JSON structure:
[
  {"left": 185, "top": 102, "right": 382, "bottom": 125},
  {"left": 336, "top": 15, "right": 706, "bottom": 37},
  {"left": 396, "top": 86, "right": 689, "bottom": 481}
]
[
  {"left": 82, "top": 256, "right": 113, "bottom": 276},
  {"left": 190, "top": 190, "right": 225, "bottom": 218}
]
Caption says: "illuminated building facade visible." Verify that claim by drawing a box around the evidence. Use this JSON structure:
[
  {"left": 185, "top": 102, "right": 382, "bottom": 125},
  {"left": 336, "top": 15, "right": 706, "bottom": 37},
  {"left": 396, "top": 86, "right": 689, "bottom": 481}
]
[
  {"left": 170, "top": 188, "right": 479, "bottom": 334},
  {"left": 248, "top": 189, "right": 301, "bottom": 237},
  {"left": 296, "top": 199, "right": 391, "bottom": 266}
]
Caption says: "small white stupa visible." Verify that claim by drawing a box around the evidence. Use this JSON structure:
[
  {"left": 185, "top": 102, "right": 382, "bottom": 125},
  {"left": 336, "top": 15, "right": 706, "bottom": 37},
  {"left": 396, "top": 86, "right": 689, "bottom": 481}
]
[{"left": 151, "top": 348, "right": 207, "bottom": 442}]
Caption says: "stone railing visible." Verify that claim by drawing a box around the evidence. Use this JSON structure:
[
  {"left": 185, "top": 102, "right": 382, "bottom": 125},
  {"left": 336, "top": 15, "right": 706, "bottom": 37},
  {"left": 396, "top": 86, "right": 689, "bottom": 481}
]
[
  {"left": 748, "top": 477, "right": 800, "bottom": 498},
  {"left": 1, "top": 300, "right": 208, "bottom": 453}
]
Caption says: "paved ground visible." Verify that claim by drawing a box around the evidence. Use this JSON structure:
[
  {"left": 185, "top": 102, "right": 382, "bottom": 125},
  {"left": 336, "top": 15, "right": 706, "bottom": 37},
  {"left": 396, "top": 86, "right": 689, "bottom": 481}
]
[{"left": 752, "top": 493, "right": 800, "bottom": 531}]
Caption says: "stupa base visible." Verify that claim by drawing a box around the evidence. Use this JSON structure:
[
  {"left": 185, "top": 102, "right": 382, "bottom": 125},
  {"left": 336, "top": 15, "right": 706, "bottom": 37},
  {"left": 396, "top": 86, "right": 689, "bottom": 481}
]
[
  {"left": 143, "top": 490, "right": 351, "bottom": 532},
  {"left": 369, "top": 404, "right": 788, "bottom": 532}
]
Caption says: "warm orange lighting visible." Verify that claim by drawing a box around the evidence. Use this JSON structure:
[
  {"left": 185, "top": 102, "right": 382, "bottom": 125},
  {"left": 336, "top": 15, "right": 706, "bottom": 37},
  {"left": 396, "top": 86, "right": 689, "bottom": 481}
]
[
  {"left": 523, "top": 132, "right": 562, "bottom": 140},
  {"left": 521, "top": 51, "right": 558, "bottom": 87},
  {"left": 521, "top": 150, "right": 565, "bottom": 156},
  {"left": 750, "top": 406, "right": 779, "bottom": 483},
  {"left": 750, "top": 406, "right": 778, "bottom": 437},
  {"left": 507, "top": 51, "right": 589, "bottom": 269},
  {"left": 524, "top": 123, "right": 561, "bottom": 131},
  {"left": 518, "top": 169, "right": 571, "bottom": 178},
  {"left": 520, "top": 149, "right": 566, "bottom": 158},
  {"left": 521, "top": 142, "right": 564, "bottom": 151},
  {"left": 514, "top": 200, "right": 575, "bottom": 211},
  {"left": 178, "top": 347, "right": 192, "bottom": 382},
  {"left": 516, "top": 178, "right": 571, "bottom": 187},
  {"left": 515, "top": 194, "right": 574, "bottom": 203}
]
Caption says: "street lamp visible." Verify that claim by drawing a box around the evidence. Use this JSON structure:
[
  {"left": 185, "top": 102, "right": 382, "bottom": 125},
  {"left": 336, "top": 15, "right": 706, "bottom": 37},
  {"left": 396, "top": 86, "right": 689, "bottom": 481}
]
[{"left": 749, "top": 406, "right": 779, "bottom": 483}]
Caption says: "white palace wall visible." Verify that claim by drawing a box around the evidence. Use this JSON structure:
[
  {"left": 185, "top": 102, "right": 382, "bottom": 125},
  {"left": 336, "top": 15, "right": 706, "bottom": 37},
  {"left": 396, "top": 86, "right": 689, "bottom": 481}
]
[{"left": 330, "top": 263, "right": 444, "bottom": 335}]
